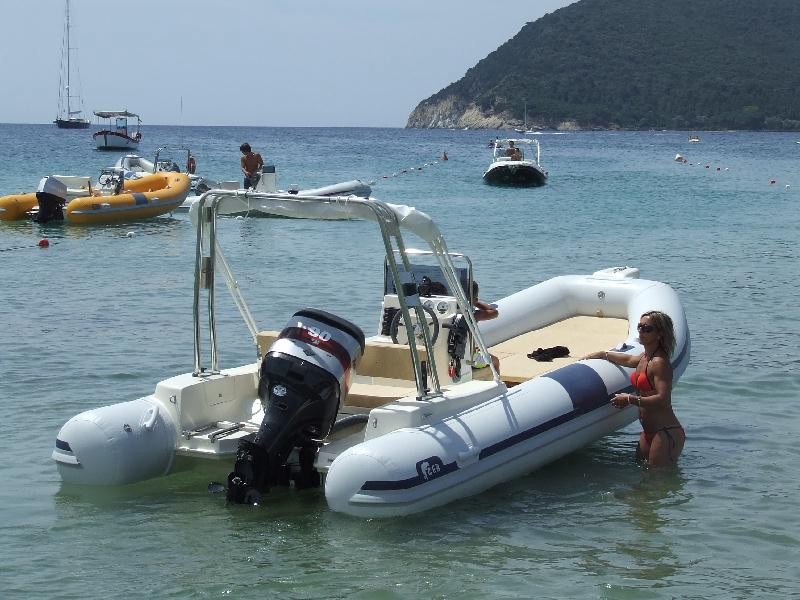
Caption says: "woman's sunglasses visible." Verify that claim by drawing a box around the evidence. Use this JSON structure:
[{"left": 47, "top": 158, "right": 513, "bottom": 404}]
[{"left": 637, "top": 324, "right": 655, "bottom": 333}]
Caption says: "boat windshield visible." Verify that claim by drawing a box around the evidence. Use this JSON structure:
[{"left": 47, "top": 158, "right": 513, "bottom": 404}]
[{"left": 493, "top": 141, "right": 525, "bottom": 161}]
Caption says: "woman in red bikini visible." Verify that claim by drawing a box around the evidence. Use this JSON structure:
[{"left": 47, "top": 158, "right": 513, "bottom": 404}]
[{"left": 585, "top": 310, "right": 685, "bottom": 466}]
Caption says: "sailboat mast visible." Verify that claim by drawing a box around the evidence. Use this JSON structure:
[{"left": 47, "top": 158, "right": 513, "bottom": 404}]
[{"left": 65, "top": 0, "right": 71, "bottom": 118}]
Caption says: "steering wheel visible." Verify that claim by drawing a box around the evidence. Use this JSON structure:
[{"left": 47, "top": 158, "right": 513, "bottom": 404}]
[
  {"left": 390, "top": 305, "right": 439, "bottom": 346},
  {"left": 98, "top": 173, "right": 115, "bottom": 186}
]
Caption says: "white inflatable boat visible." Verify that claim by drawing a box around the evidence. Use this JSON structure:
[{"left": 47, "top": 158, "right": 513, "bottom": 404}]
[
  {"left": 176, "top": 165, "right": 372, "bottom": 213},
  {"left": 52, "top": 191, "right": 689, "bottom": 517}
]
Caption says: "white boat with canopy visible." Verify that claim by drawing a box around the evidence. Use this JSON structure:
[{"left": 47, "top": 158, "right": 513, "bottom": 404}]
[
  {"left": 52, "top": 190, "right": 690, "bottom": 517},
  {"left": 483, "top": 138, "right": 547, "bottom": 187},
  {"left": 93, "top": 110, "right": 142, "bottom": 150}
]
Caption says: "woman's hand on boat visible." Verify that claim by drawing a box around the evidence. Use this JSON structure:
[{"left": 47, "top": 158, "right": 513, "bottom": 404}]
[{"left": 610, "top": 393, "right": 634, "bottom": 409}]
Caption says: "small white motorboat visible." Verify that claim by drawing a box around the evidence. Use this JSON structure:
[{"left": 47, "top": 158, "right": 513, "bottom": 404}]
[
  {"left": 52, "top": 191, "right": 690, "bottom": 517},
  {"left": 93, "top": 110, "right": 142, "bottom": 150},
  {"left": 483, "top": 138, "right": 548, "bottom": 187}
]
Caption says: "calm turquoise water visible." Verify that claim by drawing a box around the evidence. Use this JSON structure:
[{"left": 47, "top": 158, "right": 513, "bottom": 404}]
[{"left": 1, "top": 124, "right": 799, "bottom": 598}]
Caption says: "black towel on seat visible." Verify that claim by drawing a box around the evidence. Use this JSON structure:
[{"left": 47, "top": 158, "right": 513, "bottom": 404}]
[{"left": 527, "top": 346, "right": 570, "bottom": 362}]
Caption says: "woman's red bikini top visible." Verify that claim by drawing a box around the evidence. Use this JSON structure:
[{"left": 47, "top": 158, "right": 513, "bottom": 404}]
[{"left": 630, "top": 370, "right": 653, "bottom": 392}]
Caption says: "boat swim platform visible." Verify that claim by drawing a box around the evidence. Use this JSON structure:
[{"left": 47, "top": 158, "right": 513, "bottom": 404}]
[{"left": 255, "top": 315, "right": 628, "bottom": 409}]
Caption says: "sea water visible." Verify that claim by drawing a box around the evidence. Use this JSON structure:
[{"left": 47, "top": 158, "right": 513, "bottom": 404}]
[{"left": 0, "top": 124, "right": 798, "bottom": 598}]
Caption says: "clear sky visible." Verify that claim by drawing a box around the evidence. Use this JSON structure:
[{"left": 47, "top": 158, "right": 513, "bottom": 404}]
[{"left": 0, "top": 0, "right": 577, "bottom": 127}]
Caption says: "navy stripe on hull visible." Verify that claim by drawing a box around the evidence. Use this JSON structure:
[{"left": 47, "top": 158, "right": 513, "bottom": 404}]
[
  {"left": 357, "top": 351, "right": 686, "bottom": 492},
  {"left": 362, "top": 456, "right": 459, "bottom": 491},
  {"left": 55, "top": 438, "right": 72, "bottom": 451}
]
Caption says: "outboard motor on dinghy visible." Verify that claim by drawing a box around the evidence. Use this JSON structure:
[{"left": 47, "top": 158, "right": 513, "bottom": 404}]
[
  {"left": 33, "top": 176, "right": 67, "bottom": 223},
  {"left": 227, "top": 308, "right": 365, "bottom": 505}
]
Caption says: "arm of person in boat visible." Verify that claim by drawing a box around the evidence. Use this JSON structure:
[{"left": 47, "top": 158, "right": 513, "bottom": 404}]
[
  {"left": 473, "top": 299, "right": 498, "bottom": 322},
  {"left": 583, "top": 349, "right": 640, "bottom": 367}
]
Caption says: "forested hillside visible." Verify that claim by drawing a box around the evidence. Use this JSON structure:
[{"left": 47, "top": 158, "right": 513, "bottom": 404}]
[{"left": 407, "top": 0, "right": 800, "bottom": 130}]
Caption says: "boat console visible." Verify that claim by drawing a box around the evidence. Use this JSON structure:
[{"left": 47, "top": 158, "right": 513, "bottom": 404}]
[{"left": 378, "top": 292, "right": 473, "bottom": 385}]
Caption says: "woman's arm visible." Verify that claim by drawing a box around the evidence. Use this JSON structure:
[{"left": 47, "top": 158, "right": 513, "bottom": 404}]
[{"left": 583, "top": 350, "right": 640, "bottom": 368}]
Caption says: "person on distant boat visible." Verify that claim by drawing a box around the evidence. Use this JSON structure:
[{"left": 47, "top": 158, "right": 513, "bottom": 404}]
[
  {"left": 240, "top": 143, "right": 264, "bottom": 189},
  {"left": 506, "top": 141, "right": 521, "bottom": 160},
  {"left": 187, "top": 154, "right": 196, "bottom": 174},
  {"left": 583, "top": 310, "right": 685, "bottom": 466}
]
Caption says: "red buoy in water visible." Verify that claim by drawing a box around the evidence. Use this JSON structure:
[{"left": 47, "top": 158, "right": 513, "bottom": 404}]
[{"left": 38, "top": 238, "right": 50, "bottom": 248}]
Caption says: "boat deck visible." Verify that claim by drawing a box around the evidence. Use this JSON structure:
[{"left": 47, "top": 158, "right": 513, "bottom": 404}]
[
  {"left": 475, "top": 315, "right": 629, "bottom": 383},
  {"left": 257, "top": 315, "right": 628, "bottom": 409}
]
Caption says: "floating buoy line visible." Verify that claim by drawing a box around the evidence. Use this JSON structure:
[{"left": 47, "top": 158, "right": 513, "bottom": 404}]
[
  {"left": 0, "top": 237, "right": 53, "bottom": 252},
  {"left": 673, "top": 153, "right": 794, "bottom": 190},
  {"left": 1, "top": 228, "right": 141, "bottom": 253},
  {"left": 365, "top": 155, "right": 448, "bottom": 186}
]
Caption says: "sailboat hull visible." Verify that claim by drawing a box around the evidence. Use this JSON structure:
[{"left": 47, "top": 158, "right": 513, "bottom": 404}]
[{"left": 55, "top": 118, "right": 90, "bottom": 129}]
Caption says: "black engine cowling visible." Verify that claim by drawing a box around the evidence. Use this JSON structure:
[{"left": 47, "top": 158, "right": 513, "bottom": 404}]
[
  {"left": 227, "top": 308, "right": 364, "bottom": 504},
  {"left": 33, "top": 176, "right": 67, "bottom": 223}
]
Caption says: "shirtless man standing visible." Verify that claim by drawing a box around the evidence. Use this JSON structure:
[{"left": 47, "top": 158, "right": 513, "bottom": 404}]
[{"left": 240, "top": 143, "right": 264, "bottom": 189}]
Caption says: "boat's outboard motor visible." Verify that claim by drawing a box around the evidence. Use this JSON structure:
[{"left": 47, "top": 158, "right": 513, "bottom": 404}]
[
  {"left": 33, "top": 176, "right": 67, "bottom": 223},
  {"left": 227, "top": 308, "right": 365, "bottom": 505}
]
